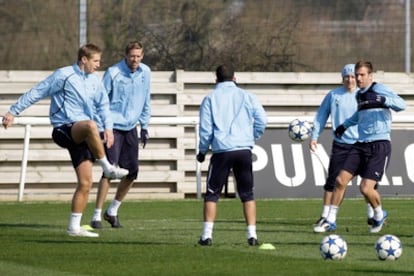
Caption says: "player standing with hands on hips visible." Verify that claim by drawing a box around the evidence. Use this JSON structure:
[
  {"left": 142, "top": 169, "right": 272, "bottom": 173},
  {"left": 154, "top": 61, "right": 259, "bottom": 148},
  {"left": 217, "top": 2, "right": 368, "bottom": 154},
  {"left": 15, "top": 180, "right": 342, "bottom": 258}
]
[
  {"left": 2, "top": 43, "right": 129, "bottom": 237},
  {"left": 90, "top": 41, "right": 151, "bottom": 229},
  {"left": 196, "top": 64, "right": 267, "bottom": 246},
  {"left": 314, "top": 60, "right": 406, "bottom": 234}
]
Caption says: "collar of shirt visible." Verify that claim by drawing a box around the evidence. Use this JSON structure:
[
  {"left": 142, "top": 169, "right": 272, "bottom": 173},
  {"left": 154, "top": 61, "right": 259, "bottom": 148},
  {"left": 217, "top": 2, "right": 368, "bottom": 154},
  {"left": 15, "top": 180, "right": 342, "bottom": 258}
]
[
  {"left": 216, "top": 81, "right": 237, "bottom": 88},
  {"left": 121, "top": 58, "right": 142, "bottom": 76}
]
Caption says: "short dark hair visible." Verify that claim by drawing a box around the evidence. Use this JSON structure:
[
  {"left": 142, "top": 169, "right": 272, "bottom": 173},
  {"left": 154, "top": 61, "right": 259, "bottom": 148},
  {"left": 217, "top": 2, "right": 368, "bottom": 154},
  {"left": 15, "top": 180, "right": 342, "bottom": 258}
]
[
  {"left": 125, "top": 40, "right": 144, "bottom": 55},
  {"left": 355, "top": 60, "right": 373, "bottom": 74},
  {"left": 216, "top": 64, "right": 234, "bottom": 82},
  {"left": 77, "top": 43, "right": 102, "bottom": 61}
]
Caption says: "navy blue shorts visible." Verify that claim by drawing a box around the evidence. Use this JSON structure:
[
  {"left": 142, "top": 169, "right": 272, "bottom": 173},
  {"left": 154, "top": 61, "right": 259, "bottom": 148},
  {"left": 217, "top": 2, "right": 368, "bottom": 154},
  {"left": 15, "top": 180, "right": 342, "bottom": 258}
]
[
  {"left": 324, "top": 142, "right": 354, "bottom": 192},
  {"left": 204, "top": 149, "right": 254, "bottom": 203},
  {"left": 52, "top": 124, "right": 94, "bottom": 168},
  {"left": 103, "top": 128, "right": 139, "bottom": 180},
  {"left": 342, "top": 140, "right": 391, "bottom": 182}
]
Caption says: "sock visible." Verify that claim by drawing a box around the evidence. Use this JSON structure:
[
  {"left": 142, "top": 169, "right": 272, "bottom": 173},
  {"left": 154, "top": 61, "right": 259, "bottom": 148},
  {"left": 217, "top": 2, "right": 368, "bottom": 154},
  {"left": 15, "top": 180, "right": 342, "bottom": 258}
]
[
  {"left": 201, "top": 222, "right": 214, "bottom": 240},
  {"left": 92, "top": 209, "right": 102, "bottom": 221},
  {"left": 374, "top": 205, "right": 383, "bottom": 221},
  {"left": 97, "top": 156, "right": 112, "bottom": 173},
  {"left": 68, "top": 212, "right": 82, "bottom": 232},
  {"left": 321, "top": 205, "right": 330, "bottom": 218},
  {"left": 326, "top": 205, "right": 339, "bottom": 223},
  {"left": 367, "top": 203, "right": 374, "bottom": 219},
  {"left": 107, "top": 200, "right": 122, "bottom": 216},
  {"left": 246, "top": 225, "right": 257, "bottom": 240}
]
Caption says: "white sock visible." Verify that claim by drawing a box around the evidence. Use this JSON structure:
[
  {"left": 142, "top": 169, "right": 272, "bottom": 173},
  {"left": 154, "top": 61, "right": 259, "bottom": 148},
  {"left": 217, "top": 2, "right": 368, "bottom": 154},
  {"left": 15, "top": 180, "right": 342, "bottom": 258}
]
[
  {"left": 326, "top": 205, "right": 339, "bottom": 223},
  {"left": 367, "top": 203, "right": 374, "bottom": 219},
  {"left": 68, "top": 212, "right": 82, "bottom": 231},
  {"left": 321, "top": 205, "right": 330, "bottom": 218},
  {"left": 107, "top": 200, "right": 122, "bottom": 216},
  {"left": 97, "top": 156, "right": 112, "bottom": 173},
  {"left": 374, "top": 205, "right": 383, "bottom": 221},
  {"left": 246, "top": 225, "right": 257, "bottom": 239},
  {"left": 201, "top": 222, "right": 214, "bottom": 240},
  {"left": 92, "top": 209, "right": 102, "bottom": 221}
]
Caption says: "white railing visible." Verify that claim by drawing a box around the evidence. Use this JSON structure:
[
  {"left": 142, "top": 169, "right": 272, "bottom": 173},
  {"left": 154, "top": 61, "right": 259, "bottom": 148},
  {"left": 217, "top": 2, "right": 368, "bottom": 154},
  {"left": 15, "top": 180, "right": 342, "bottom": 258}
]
[{"left": 3, "top": 115, "right": 414, "bottom": 201}]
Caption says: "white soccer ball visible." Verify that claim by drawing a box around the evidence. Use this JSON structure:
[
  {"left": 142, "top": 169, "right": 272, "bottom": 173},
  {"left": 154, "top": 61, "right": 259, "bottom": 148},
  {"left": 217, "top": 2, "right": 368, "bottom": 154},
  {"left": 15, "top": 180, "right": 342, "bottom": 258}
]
[
  {"left": 288, "top": 119, "right": 312, "bottom": 142},
  {"left": 375, "top": 234, "right": 402, "bottom": 261},
  {"left": 320, "top": 234, "right": 347, "bottom": 260}
]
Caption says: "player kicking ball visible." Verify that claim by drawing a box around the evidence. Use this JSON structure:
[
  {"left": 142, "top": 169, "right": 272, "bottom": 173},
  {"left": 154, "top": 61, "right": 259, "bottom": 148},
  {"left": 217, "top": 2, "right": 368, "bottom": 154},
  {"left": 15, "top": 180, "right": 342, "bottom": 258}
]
[{"left": 314, "top": 60, "right": 405, "bottom": 234}]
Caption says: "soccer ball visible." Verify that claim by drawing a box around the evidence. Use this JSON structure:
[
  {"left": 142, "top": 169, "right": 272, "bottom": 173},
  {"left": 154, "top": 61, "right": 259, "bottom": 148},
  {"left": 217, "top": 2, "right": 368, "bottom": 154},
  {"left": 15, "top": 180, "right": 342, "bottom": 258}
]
[
  {"left": 320, "top": 234, "right": 347, "bottom": 260},
  {"left": 288, "top": 119, "right": 312, "bottom": 142},
  {"left": 375, "top": 234, "right": 402, "bottom": 261}
]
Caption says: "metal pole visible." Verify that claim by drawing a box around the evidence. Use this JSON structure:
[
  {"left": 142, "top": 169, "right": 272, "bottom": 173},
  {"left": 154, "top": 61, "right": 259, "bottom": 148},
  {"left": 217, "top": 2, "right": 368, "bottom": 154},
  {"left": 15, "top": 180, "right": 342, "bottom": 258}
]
[
  {"left": 18, "top": 124, "right": 31, "bottom": 201},
  {"left": 405, "top": 0, "right": 411, "bottom": 73},
  {"left": 79, "top": 0, "right": 87, "bottom": 46}
]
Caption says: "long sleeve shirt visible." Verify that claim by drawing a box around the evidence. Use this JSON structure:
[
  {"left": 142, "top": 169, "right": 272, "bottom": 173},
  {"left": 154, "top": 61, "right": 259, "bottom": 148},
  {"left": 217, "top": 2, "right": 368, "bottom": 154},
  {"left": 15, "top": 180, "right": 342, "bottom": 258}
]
[
  {"left": 101, "top": 59, "right": 151, "bottom": 131},
  {"left": 343, "top": 82, "right": 406, "bottom": 142},
  {"left": 311, "top": 86, "right": 358, "bottom": 144},
  {"left": 198, "top": 81, "right": 267, "bottom": 154},
  {"left": 9, "top": 63, "right": 113, "bottom": 130}
]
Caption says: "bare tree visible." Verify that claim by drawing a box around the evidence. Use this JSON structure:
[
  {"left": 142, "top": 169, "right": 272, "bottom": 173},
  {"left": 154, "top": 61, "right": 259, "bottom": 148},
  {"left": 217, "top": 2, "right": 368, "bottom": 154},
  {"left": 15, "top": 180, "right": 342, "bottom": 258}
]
[
  {"left": 94, "top": 0, "right": 301, "bottom": 71},
  {"left": 0, "top": 0, "right": 77, "bottom": 70},
  {"left": 0, "top": 0, "right": 406, "bottom": 72}
]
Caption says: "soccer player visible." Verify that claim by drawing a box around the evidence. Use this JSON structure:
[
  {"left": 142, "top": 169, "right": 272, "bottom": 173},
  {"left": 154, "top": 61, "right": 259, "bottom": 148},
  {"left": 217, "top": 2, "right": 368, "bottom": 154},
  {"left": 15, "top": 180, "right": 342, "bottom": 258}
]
[
  {"left": 90, "top": 41, "right": 151, "bottom": 229},
  {"left": 314, "top": 60, "right": 406, "bottom": 233},
  {"left": 2, "top": 43, "right": 129, "bottom": 237},
  {"left": 196, "top": 64, "right": 267, "bottom": 246},
  {"left": 310, "top": 64, "right": 374, "bottom": 228}
]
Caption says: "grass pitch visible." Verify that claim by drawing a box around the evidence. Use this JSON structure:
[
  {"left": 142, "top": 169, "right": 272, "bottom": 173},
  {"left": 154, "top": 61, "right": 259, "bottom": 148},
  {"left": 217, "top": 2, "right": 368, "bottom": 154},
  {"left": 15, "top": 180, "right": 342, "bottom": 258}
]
[{"left": 0, "top": 198, "right": 413, "bottom": 275}]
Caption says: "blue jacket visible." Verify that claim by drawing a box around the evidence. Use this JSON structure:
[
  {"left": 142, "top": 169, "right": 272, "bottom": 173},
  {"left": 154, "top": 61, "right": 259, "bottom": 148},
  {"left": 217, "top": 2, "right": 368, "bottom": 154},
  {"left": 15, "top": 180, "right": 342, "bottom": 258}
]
[
  {"left": 343, "top": 82, "right": 406, "bottom": 142},
  {"left": 101, "top": 59, "right": 151, "bottom": 131},
  {"left": 9, "top": 63, "right": 113, "bottom": 130},
  {"left": 198, "top": 81, "right": 267, "bottom": 154},
  {"left": 312, "top": 86, "right": 358, "bottom": 144}
]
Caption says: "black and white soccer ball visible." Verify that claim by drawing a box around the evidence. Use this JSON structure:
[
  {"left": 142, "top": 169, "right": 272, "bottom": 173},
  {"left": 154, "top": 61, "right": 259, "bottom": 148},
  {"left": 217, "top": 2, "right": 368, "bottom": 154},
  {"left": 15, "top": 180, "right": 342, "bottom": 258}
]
[
  {"left": 288, "top": 119, "right": 312, "bottom": 142},
  {"left": 375, "top": 234, "right": 402, "bottom": 261},
  {"left": 320, "top": 234, "right": 347, "bottom": 260}
]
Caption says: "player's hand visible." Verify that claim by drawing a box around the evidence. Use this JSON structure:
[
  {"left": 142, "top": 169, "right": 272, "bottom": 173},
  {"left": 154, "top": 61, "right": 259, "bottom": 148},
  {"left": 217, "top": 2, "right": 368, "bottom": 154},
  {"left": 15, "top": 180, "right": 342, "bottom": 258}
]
[
  {"left": 2, "top": 112, "right": 14, "bottom": 129},
  {"left": 334, "top": 125, "right": 346, "bottom": 138},
  {"left": 104, "top": 129, "right": 114, "bottom": 148},
  {"left": 140, "top": 129, "right": 149, "bottom": 148},
  {"left": 196, "top": 152, "right": 205, "bottom": 163},
  {"left": 309, "top": 140, "right": 317, "bottom": 152}
]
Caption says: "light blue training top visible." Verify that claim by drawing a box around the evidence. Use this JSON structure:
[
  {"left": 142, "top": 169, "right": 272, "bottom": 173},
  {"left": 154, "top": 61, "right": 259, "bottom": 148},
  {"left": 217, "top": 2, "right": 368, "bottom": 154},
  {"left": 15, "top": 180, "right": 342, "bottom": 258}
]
[
  {"left": 100, "top": 59, "right": 151, "bottom": 131},
  {"left": 9, "top": 63, "right": 113, "bottom": 130},
  {"left": 343, "top": 82, "right": 406, "bottom": 142},
  {"left": 311, "top": 86, "right": 359, "bottom": 144},
  {"left": 198, "top": 81, "right": 267, "bottom": 154}
]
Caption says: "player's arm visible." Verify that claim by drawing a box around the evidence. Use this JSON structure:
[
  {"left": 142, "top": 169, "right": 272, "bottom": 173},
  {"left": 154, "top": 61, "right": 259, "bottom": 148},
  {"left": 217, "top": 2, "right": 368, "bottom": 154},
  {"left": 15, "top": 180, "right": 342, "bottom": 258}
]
[
  {"left": 9, "top": 73, "right": 58, "bottom": 117},
  {"left": 197, "top": 97, "right": 213, "bottom": 162},
  {"left": 95, "top": 83, "right": 114, "bottom": 148},
  {"left": 311, "top": 93, "right": 332, "bottom": 148},
  {"left": 4, "top": 73, "right": 59, "bottom": 128},
  {"left": 252, "top": 94, "right": 267, "bottom": 140},
  {"left": 378, "top": 85, "right": 406, "bottom": 112}
]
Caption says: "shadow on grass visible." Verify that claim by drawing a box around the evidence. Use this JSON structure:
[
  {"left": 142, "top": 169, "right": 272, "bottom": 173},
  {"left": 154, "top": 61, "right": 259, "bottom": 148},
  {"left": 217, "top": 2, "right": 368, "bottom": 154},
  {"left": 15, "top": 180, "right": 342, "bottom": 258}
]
[
  {"left": 346, "top": 269, "right": 414, "bottom": 275},
  {"left": 0, "top": 223, "right": 57, "bottom": 228},
  {"left": 31, "top": 239, "right": 179, "bottom": 245}
]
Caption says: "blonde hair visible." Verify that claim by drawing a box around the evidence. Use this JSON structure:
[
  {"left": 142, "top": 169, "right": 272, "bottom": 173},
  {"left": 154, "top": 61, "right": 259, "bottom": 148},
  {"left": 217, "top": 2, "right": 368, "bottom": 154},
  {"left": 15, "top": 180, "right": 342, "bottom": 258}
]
[{"left": 77, "top": 43, "right": 102, "bottom": 61}]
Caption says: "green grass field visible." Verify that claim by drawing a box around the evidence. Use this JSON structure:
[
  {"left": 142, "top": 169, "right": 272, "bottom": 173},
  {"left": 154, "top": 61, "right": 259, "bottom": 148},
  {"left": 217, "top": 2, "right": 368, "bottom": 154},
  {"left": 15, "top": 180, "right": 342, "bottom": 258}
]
[{"left": 0, "top": 198, "right": 413, "bottom": 275}]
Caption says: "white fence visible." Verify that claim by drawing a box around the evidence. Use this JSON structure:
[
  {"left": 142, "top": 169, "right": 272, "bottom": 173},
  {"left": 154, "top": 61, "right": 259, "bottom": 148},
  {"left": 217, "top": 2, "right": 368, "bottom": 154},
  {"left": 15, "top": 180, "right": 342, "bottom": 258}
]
[
  {"left": 5, "top": 115, "right": 414, "bottom": 201},
  {"left": 1, "top": 70, "right": 414, "bottom": 201}
]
